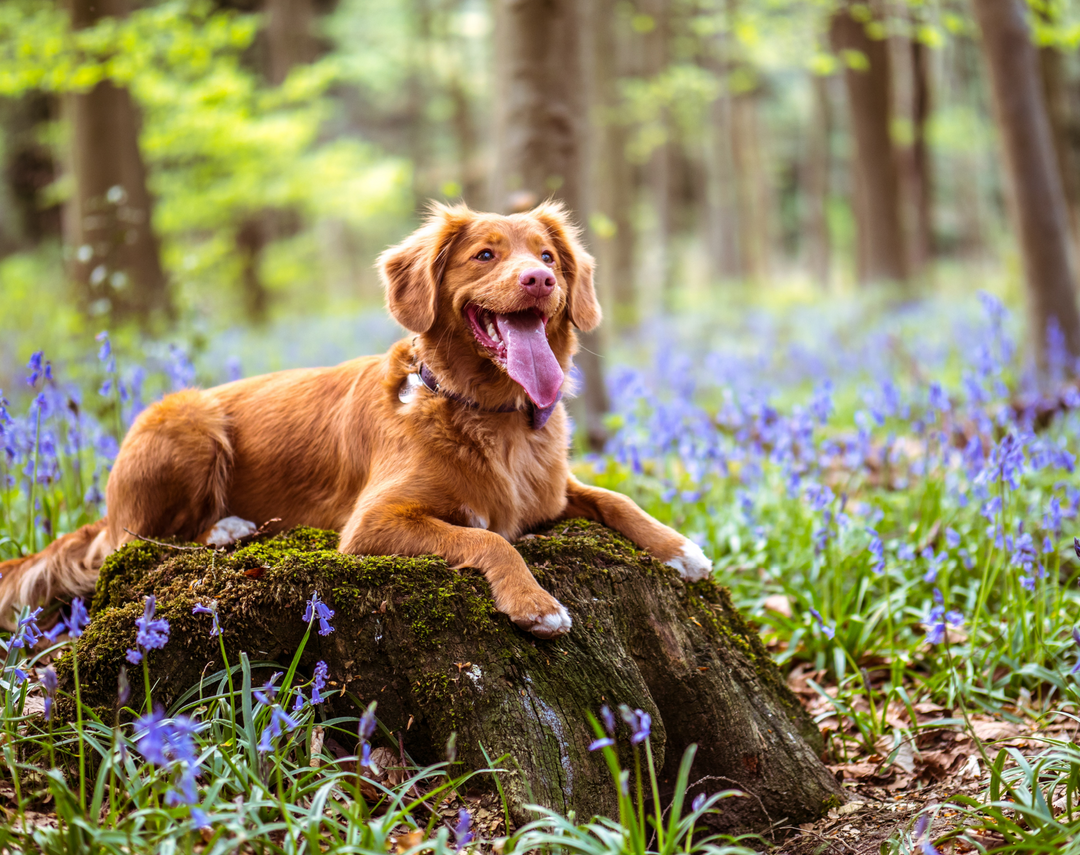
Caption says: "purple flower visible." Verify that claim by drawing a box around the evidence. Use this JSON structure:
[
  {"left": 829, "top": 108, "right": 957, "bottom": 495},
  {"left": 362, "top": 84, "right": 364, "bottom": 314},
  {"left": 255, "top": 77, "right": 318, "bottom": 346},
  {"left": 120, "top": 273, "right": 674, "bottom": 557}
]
[
  {"left": 311, "top": 660, "right": 329, "bottom": 704},
  {"left": 131, "top": 595, "right": 169, "bottom": 656},
  {"left": 454, "top": 808, "right": 474, "bottom": 850},
  {"left": 7, "top": 666, "right": 28, "bottom": 684},
  {"left": 809, "top": 607, "right": 835, "bottom": 640},
  {"left": 257, "top": 705, "right": 299, "bottom": 753},
  {"left": 926, "top": 604, "right": 964, "bottom": 646},
  {"left": 40, "top": 667, "right": 57, "bottom": 720},
  {"left": 254, "top": 672, "right": 282, "bottom": 707},
  {"left": 600, "top": 704, "right": 615, "bottom": 735},
  {"left": 945, "top": 528, "right": 961, "bottom": 549},
  {"left": 1074, "top": 537, "right": 1080, "bottom": 560},
  {"left": 118, "top": 666, "right": 131, "bottom": 706},
  {"left": 1070, "top": 628, "right": 1080, "bottom": 675},
  {"left": 619, "top": 705, "right": 651, "bottom": 744},
  {"left": 897, "top": 543, "right": 916, "bottom": 562},
  {"left": 921, "top": 547, "right": 945, "bottom": 584},
  {"left": 192, "top": 602, "right": 220, "bottom": 637},
  {"left": 68, "top": 598, "right": 89, "bottom": 639},
  {"left": 359, "top": 702, "right": 378, "bottom": 741},
  {"left": 866, "top": 528, "right": 885, "bottom": 574},
  {"left": 10, "top": 607, "right": 44, "bottom": 649},
  {"left": 303, "top": 591, "right": 335, "bottom": 636},
  {"left": 691, "top": 792, "right": 707, "bottom": 812},
  {"left": 589, "top": 737, "right": 615, "bottom": 751}
]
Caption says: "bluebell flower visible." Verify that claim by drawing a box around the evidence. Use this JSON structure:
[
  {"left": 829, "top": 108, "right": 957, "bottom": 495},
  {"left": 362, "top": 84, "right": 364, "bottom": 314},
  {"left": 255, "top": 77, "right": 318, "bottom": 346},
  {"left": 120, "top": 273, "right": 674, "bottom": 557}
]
[
  {"left": 7, "top": 666, "right": 28, "bottom": 684},
  {"left": 68, "top": 598, "right": 89, "bottom": 639},
  {"left": 619, "top": 705, "right": 651, "bottom": 744},
  {"left": 589, "top": 737, "right": 615, "bottom": 751},
  {"left": 691, "top": 792, "right": 707, "bottom": 812},
  {"left": 925, "top": 604, "right": 964, "bottom": 646},
  {"left": 127, "top": 595, "right": 169, "bottom": 663},
  {"left": 311, "top": 660, "right": 329, "bottom": 704},
  {"left": 192, "top": 602, "right": 220, "bottom": 637},
  {"left": 454, "top": 808, "right": 474, "bottom": 850},
  {"left": 40, "top": 667, "right": 57, "bottom": 720},
  {"left": 1070, "top": 628, "right": 1080, "bottom": 675},
  {"left": 10, "top": 607, "right": 43, "bottom": 649},
  {"left": 945, "top": 528, "right": 961, "bottom": 549},
  {"left": 95, "top": 331, "right": 111, "bottom": 363},
  {"left": 600, "top": 704, "right": 615, "bottom": 735},
  {"left": 921, "top": 548, "right": 944, "bottom": 584},
  {"left": 359, "top": 702, "right": 378, "bottom": 741},
  {"left": 303, "top": 591, "right": 335, "bottom": 636},
  {"left": 897, "top": 543, "right": 915, "bottom": 562},
  {"left": 809, "top": 607, "right": 835, "bottom": 640},
  {"left": 254, "top": 672, "right": 282, "bottom": 707},
  {"left": 257, "top": 705, "right": 299, "bottom": 753}
]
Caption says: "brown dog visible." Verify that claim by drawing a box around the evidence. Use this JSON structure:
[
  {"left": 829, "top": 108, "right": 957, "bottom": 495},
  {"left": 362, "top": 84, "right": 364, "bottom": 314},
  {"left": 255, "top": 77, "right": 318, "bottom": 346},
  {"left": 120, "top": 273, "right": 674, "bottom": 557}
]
[{"left": 0, "top": 203, "right": 710, "bottom": 637}]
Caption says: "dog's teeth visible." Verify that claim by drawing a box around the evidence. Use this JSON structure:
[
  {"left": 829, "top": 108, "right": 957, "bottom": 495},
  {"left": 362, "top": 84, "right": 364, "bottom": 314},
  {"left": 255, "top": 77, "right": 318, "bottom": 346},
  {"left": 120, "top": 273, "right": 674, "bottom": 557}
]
[{"left": 487, "top": 323, "right": 500, "bottom": 342}]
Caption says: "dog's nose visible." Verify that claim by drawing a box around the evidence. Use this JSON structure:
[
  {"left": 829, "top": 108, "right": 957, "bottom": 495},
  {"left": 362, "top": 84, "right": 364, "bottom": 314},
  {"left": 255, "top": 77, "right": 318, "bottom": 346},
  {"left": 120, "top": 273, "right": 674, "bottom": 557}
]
[{"left": 519, "top": 267, "right": 556, "bottom": 298}]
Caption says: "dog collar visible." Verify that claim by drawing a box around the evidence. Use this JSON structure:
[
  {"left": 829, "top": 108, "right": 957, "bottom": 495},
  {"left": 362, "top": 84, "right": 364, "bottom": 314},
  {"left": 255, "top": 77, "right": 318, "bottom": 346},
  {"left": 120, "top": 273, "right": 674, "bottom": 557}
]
[{"left": 416, "top": 364, "right": 561, "bottom": 430}]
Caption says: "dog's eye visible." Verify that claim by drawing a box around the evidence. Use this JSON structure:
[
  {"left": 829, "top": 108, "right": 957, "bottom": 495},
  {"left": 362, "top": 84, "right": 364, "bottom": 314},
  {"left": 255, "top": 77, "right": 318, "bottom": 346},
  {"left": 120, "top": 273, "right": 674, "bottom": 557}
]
[
  {"left": 541, "top": 251, "right": 554, "bottom": 265},
  {"left": 475, "top": 249, "right": 495, "bottom": 262}
]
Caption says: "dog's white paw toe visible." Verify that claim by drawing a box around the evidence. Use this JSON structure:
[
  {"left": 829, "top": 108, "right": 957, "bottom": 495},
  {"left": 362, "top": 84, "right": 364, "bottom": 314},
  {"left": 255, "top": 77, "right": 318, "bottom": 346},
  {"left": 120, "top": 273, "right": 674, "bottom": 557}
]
[
  {"left": 205, "top": 516, "right": 259, "bottom": 548},
  {"left": 517, "top": 603, "right": 572, "bottom": 639},
  {"left": 665, "top": 540, "right": 712, "bottom": 581}
]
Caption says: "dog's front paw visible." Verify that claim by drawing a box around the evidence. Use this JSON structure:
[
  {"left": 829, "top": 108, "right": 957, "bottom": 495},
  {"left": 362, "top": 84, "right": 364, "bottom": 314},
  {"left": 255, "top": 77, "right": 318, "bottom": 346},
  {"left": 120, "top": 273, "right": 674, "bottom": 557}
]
[
  {"left": 204, "top": 516, "right": 259, "bottom": 548},
  {"left": 665, "top": 539, "right": 712, "bottom": 581},
  {"left": 509, "top": 592, "right": 572, "bottom": 639}
]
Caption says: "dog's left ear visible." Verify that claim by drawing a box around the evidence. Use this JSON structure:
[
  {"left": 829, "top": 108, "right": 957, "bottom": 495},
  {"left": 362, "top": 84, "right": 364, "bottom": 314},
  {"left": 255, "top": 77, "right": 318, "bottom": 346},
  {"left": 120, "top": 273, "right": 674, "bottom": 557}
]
[
  {"left": 533, "top": 202, "right": 602, "bottom": 332},
  {"left": 379, "top": 204, "right": 472, "bottom": 334}
]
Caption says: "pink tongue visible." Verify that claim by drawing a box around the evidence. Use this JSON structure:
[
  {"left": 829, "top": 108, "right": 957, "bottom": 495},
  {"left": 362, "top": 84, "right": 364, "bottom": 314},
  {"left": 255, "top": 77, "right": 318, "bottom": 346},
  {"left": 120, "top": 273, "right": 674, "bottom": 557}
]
[{"left": 493, "top": 312, "right": 564, "bottom": 408}]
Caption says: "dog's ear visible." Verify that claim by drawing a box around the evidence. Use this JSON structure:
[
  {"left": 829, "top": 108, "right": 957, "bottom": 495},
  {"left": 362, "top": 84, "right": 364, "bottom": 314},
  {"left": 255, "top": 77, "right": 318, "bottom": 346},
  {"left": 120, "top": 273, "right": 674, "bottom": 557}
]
[
  {"left": 532, "top": 202, "right": 602, "bottom": 332},
  {"left": 379, "top": 204, "right": 472, "bottom": 334}
]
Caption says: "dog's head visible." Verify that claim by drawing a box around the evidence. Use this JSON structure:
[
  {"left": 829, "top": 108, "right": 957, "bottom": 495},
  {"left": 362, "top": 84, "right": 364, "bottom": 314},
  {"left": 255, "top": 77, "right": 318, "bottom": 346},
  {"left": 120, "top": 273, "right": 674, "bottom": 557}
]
[{"left": 378, "top": 202, "right": 600, "bottom": 409}]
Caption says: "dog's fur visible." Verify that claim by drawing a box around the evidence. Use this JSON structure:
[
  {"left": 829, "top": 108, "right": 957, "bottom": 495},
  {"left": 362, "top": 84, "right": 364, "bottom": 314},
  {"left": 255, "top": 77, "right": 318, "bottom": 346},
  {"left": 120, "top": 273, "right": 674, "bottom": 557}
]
[{"left": 0, "top": 203, "right": 710, "bottom": 638}]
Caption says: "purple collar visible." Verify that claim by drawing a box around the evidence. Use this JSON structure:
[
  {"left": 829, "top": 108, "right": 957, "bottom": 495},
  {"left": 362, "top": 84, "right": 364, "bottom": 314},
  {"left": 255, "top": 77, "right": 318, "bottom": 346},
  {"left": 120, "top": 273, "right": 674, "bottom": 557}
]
[{"left": 417, "top": 364, "right": 561, "bottom": 430}]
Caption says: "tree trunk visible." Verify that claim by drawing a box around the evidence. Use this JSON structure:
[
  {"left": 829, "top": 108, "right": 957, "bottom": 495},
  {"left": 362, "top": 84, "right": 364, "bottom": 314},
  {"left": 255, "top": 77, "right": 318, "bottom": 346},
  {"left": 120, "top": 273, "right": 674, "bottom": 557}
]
[
  {"left": 972, "top": 0, "right": 1080, "bottom": 370},
  {"left": 265, "top": 0, "right": 317, "bottom": 86},
  {"left": 492, "top": 0, "right": 610, "bottom": 452},
  {"left": 1039, "top": 42, "right": 1079, "bottom": 245},
  {"left": 905, "top": 35, "right": 934, "bottom": 272},
  {"left": 830, "top": 0, "right": 908, "bottom": 287},
  {"left": 65, "top": 0, "right": 169, "bottom": 320},
  {"left": 64, "top": 521, "right": 843, "bottom": 833},
  {"left": 592, "top": 0, "right": 638, "bottom": 325},
  {"left": 804, "top": 74, "right": 833, "bottom": 288},
  {"left": 0, "top": 93, "right": 62, "bottom": 254}
]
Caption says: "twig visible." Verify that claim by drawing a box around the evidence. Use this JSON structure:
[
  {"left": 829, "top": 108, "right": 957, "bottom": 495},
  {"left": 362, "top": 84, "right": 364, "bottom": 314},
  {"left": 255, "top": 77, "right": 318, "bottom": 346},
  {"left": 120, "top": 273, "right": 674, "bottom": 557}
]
[{"left": 122, "top": 528, "right": 209, "bottom": 552}]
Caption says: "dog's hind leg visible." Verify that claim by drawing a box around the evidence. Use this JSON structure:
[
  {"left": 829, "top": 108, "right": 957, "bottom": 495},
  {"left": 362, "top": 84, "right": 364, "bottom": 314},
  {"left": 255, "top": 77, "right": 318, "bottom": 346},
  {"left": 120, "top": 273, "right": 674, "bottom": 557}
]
[
  {"left": 0, "top": 518, "right": 111, "bottom": 630},
  {"left": 106, "top": 389, "right": 234, "bottom": 550},
  {"left": 561, "top": 474, "right": 713, "bottom": 581},
  {"left": 340, "top": 496, "right": 572, "bottom": 638}
]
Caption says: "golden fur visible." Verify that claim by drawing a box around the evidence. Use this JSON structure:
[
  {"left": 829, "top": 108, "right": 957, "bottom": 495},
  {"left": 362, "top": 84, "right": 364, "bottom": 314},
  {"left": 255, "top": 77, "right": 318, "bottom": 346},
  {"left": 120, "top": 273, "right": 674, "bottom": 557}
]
[{"left": 0, "top": 203, "right": 710, "bottom": 638}]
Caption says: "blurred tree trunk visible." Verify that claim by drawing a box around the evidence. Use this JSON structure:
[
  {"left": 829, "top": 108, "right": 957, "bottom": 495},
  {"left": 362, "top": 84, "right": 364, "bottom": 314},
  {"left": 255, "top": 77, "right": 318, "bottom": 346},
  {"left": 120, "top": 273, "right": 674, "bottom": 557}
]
[
  {"left": 901, "top": 34, "right": 934, "bottom": 273},
  {"left": 1038, "top": 43, "right": 1079, "bottom": 245},
  {"left": 730, "top": 90, "right": 769, "bottom": 283},
  {"left": 265, "top": 0, "right": 317, "bottom": 85},
  {"left": 972, "top": 0, "right": 1080, "bottom": 370},
  {"left": 492, "top": 0, "right": 610, "bottom": 451},
  {"left": 830, "top": 0, "right": 908, "bottom": 287},
  {"left": 641, "top": 0, "right": 675, "bottom": 299},
  {"left": 0, "top": 94, "right": 62, "bottom": 255},
  {"left": 235, "top": 0, "right": 319, "bottom": 324},
  {"left": 804, "top": 74, "right": 833, "bottom": 288},
  {"left": 592, "top": 0, "right": 637, "bottom": 325},
  {"left": 66, "top": 0, "right": 169, "bottom": 321},
  {"left": 954, "top": 35, "right": 985, "bottom": 259}
]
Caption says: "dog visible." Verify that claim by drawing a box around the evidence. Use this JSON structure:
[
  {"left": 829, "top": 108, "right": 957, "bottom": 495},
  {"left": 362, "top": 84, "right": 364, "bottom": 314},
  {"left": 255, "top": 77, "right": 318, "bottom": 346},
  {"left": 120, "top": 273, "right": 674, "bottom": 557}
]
[{"left": 0, "top": 203, "right": 711, "bottom": 638}]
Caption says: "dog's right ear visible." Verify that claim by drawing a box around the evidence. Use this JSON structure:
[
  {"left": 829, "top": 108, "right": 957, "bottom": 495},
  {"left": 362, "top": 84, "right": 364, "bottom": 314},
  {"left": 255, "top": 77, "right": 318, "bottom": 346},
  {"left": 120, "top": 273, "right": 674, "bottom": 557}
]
[{"left": 379, "top": 204, "right": 472, "bottom": 334}]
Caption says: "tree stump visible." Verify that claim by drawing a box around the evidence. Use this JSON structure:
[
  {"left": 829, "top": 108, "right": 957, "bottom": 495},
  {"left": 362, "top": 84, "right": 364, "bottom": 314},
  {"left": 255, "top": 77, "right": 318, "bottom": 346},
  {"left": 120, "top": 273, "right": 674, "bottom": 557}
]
[{"left": 62, "top": 520, "right": 843, "bottom": 833}]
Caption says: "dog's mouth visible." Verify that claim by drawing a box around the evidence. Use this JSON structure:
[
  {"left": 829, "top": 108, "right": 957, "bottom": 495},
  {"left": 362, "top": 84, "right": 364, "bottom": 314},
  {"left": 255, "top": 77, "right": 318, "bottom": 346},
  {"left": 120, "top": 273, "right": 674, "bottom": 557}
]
[{"left": 464, "top": 304, "right": 564, "bottom": 409}]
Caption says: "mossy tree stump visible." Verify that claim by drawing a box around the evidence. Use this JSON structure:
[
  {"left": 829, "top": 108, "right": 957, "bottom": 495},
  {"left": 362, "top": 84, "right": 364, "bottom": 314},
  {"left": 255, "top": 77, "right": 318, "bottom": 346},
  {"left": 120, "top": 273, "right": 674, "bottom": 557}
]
[{"left": 64, "top": 520, "right": 842, "bottom": 833}]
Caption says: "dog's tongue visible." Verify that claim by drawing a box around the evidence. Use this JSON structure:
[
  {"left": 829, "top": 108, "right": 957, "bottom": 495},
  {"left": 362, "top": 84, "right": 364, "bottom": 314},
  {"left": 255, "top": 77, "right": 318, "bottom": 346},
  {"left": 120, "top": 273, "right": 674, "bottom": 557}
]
[{"left": 493, "top": 312, "right": 564, "bottom": 408}]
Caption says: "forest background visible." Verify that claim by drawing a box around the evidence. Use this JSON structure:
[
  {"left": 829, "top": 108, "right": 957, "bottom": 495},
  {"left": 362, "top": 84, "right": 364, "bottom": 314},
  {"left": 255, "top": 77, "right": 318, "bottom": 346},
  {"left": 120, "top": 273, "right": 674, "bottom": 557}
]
[{"left": 1, "top": 0, "right": 1079, "bottom": 433}]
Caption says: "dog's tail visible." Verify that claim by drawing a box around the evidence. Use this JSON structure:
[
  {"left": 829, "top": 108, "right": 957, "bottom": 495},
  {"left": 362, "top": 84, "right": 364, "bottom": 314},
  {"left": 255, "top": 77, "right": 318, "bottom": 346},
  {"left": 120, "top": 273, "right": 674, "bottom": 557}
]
[{"left": 0, "top": 518, "right": 112, "bottom": 630}]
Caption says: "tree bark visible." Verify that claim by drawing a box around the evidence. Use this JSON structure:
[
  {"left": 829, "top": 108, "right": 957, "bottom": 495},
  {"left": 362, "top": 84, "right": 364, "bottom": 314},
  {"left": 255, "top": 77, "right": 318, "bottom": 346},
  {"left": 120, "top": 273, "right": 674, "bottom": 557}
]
[
  {"left": 0, "top": 93, "right": 62, "bottom": 254},
  {"left": 492, "top": 0, "right": 610, "bottom": 452},
  {"left": 904, "top": 35, "right": 934, "bottom": 272},
  {"left": 65, "top": 521, "right": 843, "bottom": 833},
  {"left": 592, "top": 0, "right": 638, "bottom": 324},
  {"left": 1038, "top": 42, "right": 1079, "bottom": 245},
  {"left": 65, "top": 0, "right": 169, "bottom": 320},
  {"left": 804, "top": 74, "right": 833, "bottom": 288},
  {"left": 972, "top": 0, "right": 1080, "bottom": 370},
  {"left": 830, "top": 0, "right": 908, "bottom": 286}
]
